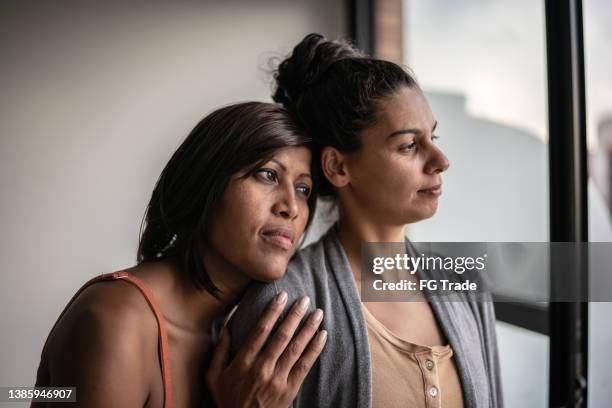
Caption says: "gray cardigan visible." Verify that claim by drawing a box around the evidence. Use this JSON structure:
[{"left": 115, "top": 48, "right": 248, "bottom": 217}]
[{"left": 228, "top": 227, "right": 503, "bottom": 407}]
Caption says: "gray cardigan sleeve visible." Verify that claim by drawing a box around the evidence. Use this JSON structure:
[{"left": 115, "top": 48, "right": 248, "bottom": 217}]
[
  {"left": 227, "top": 248, "right": 318, "bottom": 357},
  {"left": 227, "top": 235, "right": 370, "bottom": 408}
]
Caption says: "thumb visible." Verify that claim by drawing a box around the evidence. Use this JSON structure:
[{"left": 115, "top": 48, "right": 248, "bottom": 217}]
[{"left": 208, "top": 326, "right": 231, "bottom": 380}]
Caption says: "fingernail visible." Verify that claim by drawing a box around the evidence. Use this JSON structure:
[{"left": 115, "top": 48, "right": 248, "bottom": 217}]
[
  {"left": 276, "top": 291, "right": 288, "bottom": 304},
  {"left": 312, "top": 309, "right": 323, "bottom": 323},
  {"left": 318, "top": 330, "right": 328, "bottom": 343},
  {"left": 298, "top": 296, "right": 310, "bottom": 311}
]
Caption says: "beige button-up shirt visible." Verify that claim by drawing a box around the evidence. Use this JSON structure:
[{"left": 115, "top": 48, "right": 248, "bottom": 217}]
[{"left": 363, "top": 305, "right": 465, "bottom": 408}]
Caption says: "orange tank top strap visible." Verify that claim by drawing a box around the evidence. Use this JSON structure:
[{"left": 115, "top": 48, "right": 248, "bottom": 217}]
[{"left": 43, "top": 271, "right": 174, "bottom": 408}]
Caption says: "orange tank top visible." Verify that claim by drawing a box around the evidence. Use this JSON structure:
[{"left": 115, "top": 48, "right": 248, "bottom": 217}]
[{"left": 43, "top": 271, "right": 174, "bottom": 408}]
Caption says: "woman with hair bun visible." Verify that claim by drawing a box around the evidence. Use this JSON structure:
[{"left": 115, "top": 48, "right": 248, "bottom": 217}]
[{"left": 229, "top": 34, "right": 503, "bottom": 407}]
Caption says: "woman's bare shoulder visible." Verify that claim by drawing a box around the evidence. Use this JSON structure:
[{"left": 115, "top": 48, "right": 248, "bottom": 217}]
[
  {"left": 54, "top": 272, "right": 158, "bottom": 341},
  {"left": 37, "top": 272, "right": 160, "bottom": 404}
]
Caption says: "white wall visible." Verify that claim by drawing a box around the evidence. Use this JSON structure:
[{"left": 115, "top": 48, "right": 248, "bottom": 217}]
[{"left": 0, "top": 0, "right": 346, "bottom": 394}]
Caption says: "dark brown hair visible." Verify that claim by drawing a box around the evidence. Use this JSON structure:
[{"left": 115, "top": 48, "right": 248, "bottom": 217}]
[
  {"left": 137, "top": 102, "right": 315, "bottom": 296},
  {"left": 272, "top": 33, "right": 419, "bottom": 198}
]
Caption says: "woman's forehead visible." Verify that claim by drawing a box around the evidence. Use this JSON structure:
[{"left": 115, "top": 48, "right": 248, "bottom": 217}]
[
  {"left": 270, "top": 146, "right": 312, "bottom": 173},
  {"left": 378, "top": 87, "right": 434, "bottom": 128}
]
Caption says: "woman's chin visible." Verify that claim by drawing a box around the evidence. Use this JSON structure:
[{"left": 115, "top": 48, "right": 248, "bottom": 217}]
[
  {"left": 402, "top": 206, "right": 439, "bottom": 225},
  {"left": 250, "top": 265, "right": 287, "bottom": 283}
]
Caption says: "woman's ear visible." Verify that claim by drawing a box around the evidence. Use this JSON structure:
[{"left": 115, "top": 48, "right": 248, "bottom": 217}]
[{"left": 321, "top": 147, "right": 350, "bottom": 188}]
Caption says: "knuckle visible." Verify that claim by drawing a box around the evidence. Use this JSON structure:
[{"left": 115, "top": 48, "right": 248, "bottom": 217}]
[
  {"left": 266, "top": 296, "right": 281, "bottom": 309},
  {"left": 275, "top": 329, "right": 291, "bottom": 343},
  {"left": 306, "top": 317, "right": 320, "bottom": 330},
  {"left": 258, "top": 370, "right": 272, "bottom": 384},
  {"left": 296, "top": 360, "right": 311, "bottom": 374},
  {"left": 270, "top": 377, "right": 287, "bottom": 394},
  {"left": 289, "top": 306, "right": 304, "bottom": 319},
  {"left": 268, "top": 301, "right": 282, "bottom": 313},
  {"left": 261, "top": 347, "right": 275, "bottom": 360},
  {"left": 253, "top": 360, "right": 273, "bottom": 382},
  {"left": 254, "top": 322, "right": 271, "bottom": 337},
  {"left": 289, "top": 340, "right": 302, "bottom": 355},
  {"left": 234, "top": 359, "right": 250, "bottom": 375}
]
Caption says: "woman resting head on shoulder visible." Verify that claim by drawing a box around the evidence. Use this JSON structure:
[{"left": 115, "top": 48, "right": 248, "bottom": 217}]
[{"left": 33, "top": 102, "right": 328, "bottom": 408}]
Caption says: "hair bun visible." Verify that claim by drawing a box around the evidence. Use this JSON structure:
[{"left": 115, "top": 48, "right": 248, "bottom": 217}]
[{"left": 272, "top": 33, "right": 363, "bottom": 109}]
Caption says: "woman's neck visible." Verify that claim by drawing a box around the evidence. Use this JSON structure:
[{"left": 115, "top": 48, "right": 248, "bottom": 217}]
[
  {"left": 194, "top": 246, "right": 251, "bottom": 324},
  {"left": 144, "top": 251, "right": 250, "bottom": 335},
  {"left": 336, "top": 206, "right": 406, "bottom": 287}
]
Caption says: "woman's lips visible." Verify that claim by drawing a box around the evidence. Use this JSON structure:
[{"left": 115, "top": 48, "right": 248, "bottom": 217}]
[
  {"left": 260, "top": 227, "right": 294, "bottom": 250},
  {"left": 418, "top": 184, "right": 442, "bottom": 197}
]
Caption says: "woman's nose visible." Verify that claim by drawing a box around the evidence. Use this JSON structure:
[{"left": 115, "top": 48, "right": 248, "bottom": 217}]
[
  {"left": 272, "top": 187, "right": 299, "bottom": 220},
  {"left": 425, "top": 145, "right": 450, "bottom": 175}
]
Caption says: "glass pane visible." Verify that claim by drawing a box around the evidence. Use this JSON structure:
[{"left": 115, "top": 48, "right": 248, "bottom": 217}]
[
  {"left": 401, "top": 1, "right": 549, "bottom": 406},
  {"left": 583, "top": 0, "right": 612, "bottom": 406},
  {"left": 496, "top": 322, "right": 549, "bottom": 407}
]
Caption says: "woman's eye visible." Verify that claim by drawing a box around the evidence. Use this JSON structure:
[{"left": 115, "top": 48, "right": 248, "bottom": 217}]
[
  {"left": 297, "top": 184, "right": 312, "bottom": 198},
  {"left": 399, "top": 141, "right": 417, "bottom": 152},
  {"left": 432, "top": 134, "right": 440, "bottom": 142},
  {"left": 256, "top": 169, "right": 278, "bottom": 183}
]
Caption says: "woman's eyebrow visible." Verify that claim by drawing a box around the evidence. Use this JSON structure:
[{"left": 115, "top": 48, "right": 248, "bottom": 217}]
[
  {"left": 271, "top": 158, "right": 287, "bottom": 171},
  {"left": 271, "top": 158, "right": 311, "bottom": 179},
  {"left": 386, "top": 128, "right": 421, "bottom": 139},
  {"left": 386, "top": 120, "right": 438, "bottom": 140}
]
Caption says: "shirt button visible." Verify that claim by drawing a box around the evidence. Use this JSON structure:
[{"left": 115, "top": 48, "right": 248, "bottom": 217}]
[
  {"left": 425, "top": 359, "right": 435, "bottom": 370},
  {"left": 428, "top": 386, "right": 438, "bottom": 398}
]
